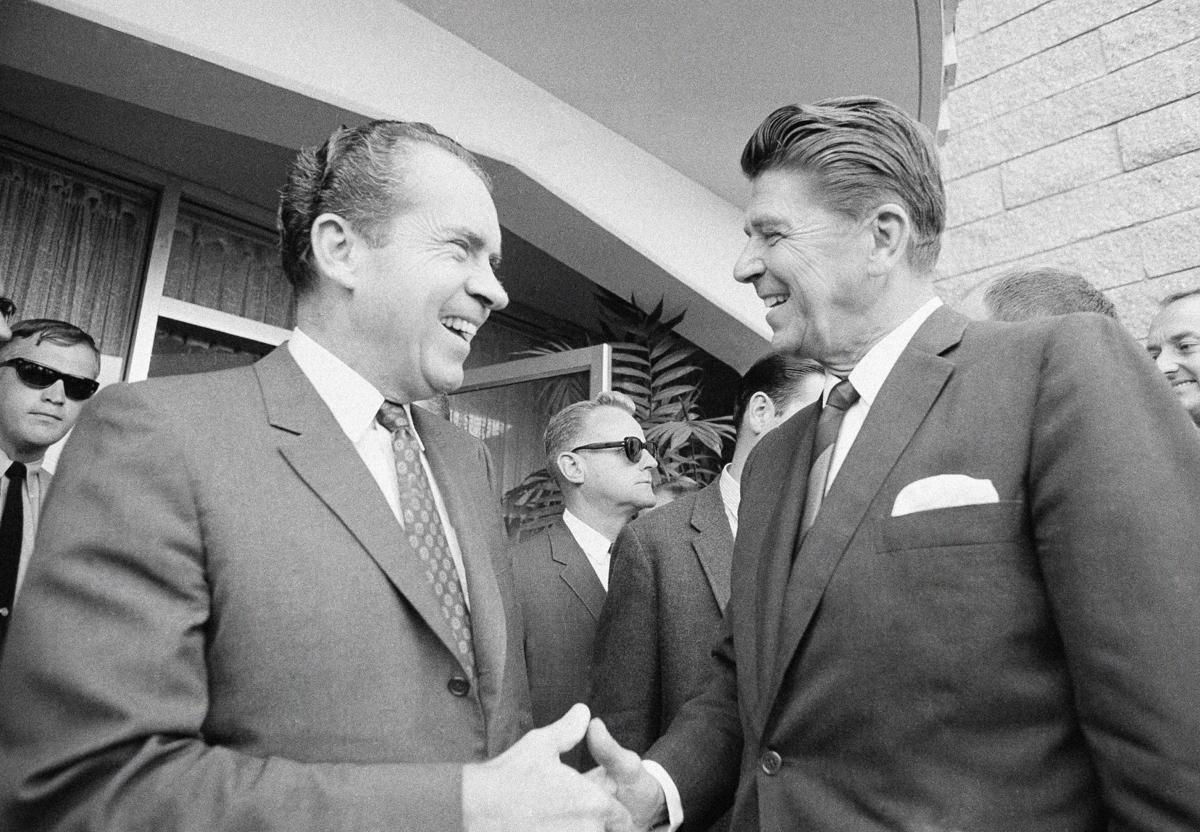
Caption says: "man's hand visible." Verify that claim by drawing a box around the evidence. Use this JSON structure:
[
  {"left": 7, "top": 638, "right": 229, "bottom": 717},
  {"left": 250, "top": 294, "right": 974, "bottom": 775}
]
[
  {"left": 462, "top": 703, "right": 633, "bottom": 832},
  {"left": 587, "top": 717, "right": 668, "bottom": 831}
]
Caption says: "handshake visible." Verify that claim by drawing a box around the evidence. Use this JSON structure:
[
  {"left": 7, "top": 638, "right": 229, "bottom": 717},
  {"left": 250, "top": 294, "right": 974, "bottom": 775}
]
[{"left": 462, "top": 703, "right": 669, "bottom": 832}]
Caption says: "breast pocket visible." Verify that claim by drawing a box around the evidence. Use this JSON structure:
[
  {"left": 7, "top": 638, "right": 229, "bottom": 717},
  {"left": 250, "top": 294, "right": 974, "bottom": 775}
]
[{"left": 876, "top": 500, "right": 1027, "bottom": 553}]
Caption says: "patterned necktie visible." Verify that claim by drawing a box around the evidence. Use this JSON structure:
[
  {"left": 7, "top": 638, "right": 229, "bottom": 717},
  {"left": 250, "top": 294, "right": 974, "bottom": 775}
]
[
  {"left": 376, "top": 402, "right": 476, "bottom": 676},
  {"left": 799, "top": 378, "right": 860, "bottom": 538},
  {"left": 0, "top": 461, "right": 28, "bottom": 648}
]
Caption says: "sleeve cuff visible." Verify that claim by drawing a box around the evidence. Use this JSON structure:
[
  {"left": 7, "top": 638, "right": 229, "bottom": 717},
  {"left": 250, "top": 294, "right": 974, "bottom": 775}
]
[{"left": 641, "top": 759, "right": 683, "bottom": 832}]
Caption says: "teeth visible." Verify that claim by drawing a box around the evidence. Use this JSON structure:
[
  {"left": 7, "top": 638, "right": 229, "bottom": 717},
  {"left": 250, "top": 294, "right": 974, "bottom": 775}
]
[
  {"left": 441, "top": 316, "right": 478, "bottom": 341},
  {"left": 763, "top": 295, "right": 788, "bottom": 309}
]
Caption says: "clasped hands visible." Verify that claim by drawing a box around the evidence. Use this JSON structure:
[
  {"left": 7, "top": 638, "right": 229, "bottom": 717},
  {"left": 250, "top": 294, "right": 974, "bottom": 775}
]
[{"left": 462, "top": 703, "right": 668, "bottom": 832}]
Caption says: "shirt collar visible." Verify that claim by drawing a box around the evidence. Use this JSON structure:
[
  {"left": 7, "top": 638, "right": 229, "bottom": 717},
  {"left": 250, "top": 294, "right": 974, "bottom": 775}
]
[
  {"left": 719, "top": 464, "right": 740, "bottom": 514},
  {"left": 561, "top": 508, "right": 614, "bottom": 556},
  {"left": 0, "top": 446, "right": 43, "bottom": 476},
  {"left": 824, "top": 298, "right": 943, "bottom": 405},
  {"left": 288, "top": 328, "right": 392, "bottom": 445}
]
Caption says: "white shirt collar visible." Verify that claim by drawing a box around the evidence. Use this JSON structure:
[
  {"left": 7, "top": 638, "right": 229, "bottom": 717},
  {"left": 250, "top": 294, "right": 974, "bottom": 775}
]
[
  {"left": 561, "top": 508, "right": 614, "bottom": 555},
  {"left": 824, "top": 298, "right": 943, "bottom": 404},
  {"left": 288, "top": 329, "right": 424, "bottom": 449},
  {"left": 718, "top": 464, "right": 740, "bottom": 533}
]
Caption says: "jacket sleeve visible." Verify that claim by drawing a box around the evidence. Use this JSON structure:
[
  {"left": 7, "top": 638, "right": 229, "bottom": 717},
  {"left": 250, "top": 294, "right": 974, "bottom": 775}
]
[
  {"left": 589, "top": 521, "right": 662, "bottom": 753},
  {"left": 0, "top": 383, "right": 464, "bottom": 832},
  {"left": 1029, "top": 315, "right": 1200, "bottom": 829}
]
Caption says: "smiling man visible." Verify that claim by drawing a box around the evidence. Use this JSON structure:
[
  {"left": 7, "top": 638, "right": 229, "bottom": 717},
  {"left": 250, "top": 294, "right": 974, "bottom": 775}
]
[
  {"left": 1147, "top": 289, "right": 1200, "bottom": 426},
  {"left": 512, "top": 391, "right": 657, "bottom": 769},
  {"left": 592, "top": 97, "right": 1200, "bottom": 832},
  {"left": 0, "top": 318, "right": 99, "bottom": 649},
  {"left": 0, "top": 121, "right": 633, "bottom": 832}
]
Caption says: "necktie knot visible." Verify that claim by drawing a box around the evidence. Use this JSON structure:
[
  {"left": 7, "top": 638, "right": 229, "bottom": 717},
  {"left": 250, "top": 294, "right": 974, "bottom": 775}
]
[
  {"left": 826, "top": 378, "right": 859, "bottom": 413},
  {"left": 376, "top": 401, "right": 411, "bottom": 434}
]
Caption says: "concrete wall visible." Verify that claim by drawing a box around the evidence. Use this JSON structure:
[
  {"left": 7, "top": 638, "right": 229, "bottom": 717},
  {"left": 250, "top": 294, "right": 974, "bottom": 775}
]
[{"left": 937, "top": 0, "right": 1200, "bottom": 337}]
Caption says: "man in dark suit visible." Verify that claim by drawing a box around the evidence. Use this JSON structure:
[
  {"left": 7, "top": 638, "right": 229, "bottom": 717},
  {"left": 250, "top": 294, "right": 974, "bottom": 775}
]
[
  {"left": 589, "top": 352, "right": 821, "bottom": 768},
  {"left": 0, "top": 121, "right": 632, "bottom": 832},
  {"left": 513, "top": 391, "right": 657, "bottom": 769},
  {"left": 592, "top": 97, "right": 1200, "bottom": 832}
]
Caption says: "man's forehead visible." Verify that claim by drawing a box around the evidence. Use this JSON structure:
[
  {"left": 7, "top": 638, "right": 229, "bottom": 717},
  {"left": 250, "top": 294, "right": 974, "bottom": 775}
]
[
  {"left": 1, "top": 338, "right": 99, "bottom": 375},
  {"left": 581, "top": 406, "right": 640, "bottom": 437},
  {"left": 1151, "top": 297, "right": 1200, "bottom": 338}
]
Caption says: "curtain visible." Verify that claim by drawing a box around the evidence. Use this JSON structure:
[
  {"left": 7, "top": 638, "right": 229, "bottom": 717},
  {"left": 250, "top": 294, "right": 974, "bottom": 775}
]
[
  {"left": 164, "top": 202, "right": 294, "bottom": 328},
  {"left": 0, "top": 150, "right": 152, "bottom": 357}
]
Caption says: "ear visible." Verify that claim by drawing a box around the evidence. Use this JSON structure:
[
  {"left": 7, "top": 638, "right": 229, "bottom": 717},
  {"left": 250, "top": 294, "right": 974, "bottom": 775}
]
[
  {"left": 864, "top": 202, "right": 912, "bottom": 276},
  {"left": 556, "top": 452, "right": 586, "bottom": 487},
  {"left": 309, "top": 212, "right": 361, "bottom": 290},
  {"left": 744, "top": 391, "right": 776, "bottom": 436}
]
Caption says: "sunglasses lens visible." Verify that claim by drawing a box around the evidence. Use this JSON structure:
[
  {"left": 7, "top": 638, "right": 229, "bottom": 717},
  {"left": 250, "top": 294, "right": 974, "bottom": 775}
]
[
  {"left": 13, "top": 361, "right": 55, "bottom": 388},
  {"left": 62, "top": 377, "right": 99, "bottom": 400},
  {"left": 622, "top": 437, "right": 655, "bottom": 462}
]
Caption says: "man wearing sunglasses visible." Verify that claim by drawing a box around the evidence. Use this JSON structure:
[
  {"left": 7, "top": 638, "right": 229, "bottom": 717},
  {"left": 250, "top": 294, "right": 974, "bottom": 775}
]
[
  {"left": 512, "top": 390, "right": 658, "bottom": 769},
  {"left": 0, "top": 318, "right": 100, "bottom": 650}
]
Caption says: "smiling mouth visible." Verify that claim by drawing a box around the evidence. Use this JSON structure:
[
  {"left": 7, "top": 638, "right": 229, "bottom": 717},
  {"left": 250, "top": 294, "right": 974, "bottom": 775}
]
[{"left": 441, "top": 316, "right": 479, "bottom": 343}]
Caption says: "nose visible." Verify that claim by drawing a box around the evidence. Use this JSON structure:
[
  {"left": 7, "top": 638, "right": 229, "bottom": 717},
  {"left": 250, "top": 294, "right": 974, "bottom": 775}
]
[
  {"left": 733, "top": 239, "right": 764, "bottom": 285},
  {"left": 639, "top": 448, "right": 658, "bottom": 469},
  {"left": 42, "top": 379, "right": 67, "bottom": 404},
  {"left": 1154, "top": 350, "right": 1179, "bottom": 375},
  {"left": 469, "top": 264, "right": 509, "bottom": 312}
]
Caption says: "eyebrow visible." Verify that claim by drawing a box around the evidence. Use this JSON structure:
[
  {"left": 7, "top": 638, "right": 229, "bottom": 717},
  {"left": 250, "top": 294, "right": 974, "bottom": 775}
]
[{"left": 743, "top": 214, "right": 788, "bottom": 236}]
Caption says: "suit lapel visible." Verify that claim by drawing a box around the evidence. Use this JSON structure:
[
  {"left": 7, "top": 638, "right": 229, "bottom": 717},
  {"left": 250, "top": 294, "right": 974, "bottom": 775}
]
[
  {"left": 763, "top": 308, "right": 965, "bottom": 711},
  {"left": 413, "top": 407, "right": 508, "bottom": 687},
  {"left": 255, "top": 348, "right": 471, "bottom": 676},
  {"left": 752, "top": 406, "right": 817, "bottom": 708},
  {"left": 691, "top": 481, "right": 735, "bottom": 610},
  {"left": 550, "top": 519, "right": 606, "bottom": 620}
]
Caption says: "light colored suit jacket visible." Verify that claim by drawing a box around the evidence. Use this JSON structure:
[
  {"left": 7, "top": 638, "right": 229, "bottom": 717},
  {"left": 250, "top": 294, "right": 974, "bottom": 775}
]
[
  {"left": 591, "top": 479, "right": 733, "bottom": 753},
  {"left": 0, "top": 346, "right": 527, "bottom": 832},
  {"left": 650, "top": 309, "right": 1200, "bottom": 832},
  {"left": 511, "top": 516, "right": 605, "bottom": 770}
]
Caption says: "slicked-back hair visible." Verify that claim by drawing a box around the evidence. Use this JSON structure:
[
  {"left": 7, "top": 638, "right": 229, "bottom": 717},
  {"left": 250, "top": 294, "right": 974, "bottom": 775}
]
[
  {"left": 0, "top": 318, "right": 100, "bottom": 363},
  {"left": 543, "top": 391, "right": 638, "bottom": 486},
  {"left": 741, "top": 96, "right": 946, "bottom": 274},
  {"left": 278, "top": 120, "right": 491, "bottom": 294},
  {"left": 983, "top": 268, "right": 1116, "bottom": 321},
  {"left": 1161, "top": 287, "right": 1200, "bottom": 308},
  {"left": 733, "top": 352, "right": 824, "bottom": 431}
]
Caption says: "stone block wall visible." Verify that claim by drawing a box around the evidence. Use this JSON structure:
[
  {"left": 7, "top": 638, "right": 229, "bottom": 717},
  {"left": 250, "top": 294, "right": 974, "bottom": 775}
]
[{"left": 938, "top": 0, "right": 1200, "bottom": 337}]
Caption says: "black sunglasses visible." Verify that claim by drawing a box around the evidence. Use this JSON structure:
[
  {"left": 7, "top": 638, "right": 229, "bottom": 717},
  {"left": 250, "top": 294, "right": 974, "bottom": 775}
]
[
  {"left": 0, "top": 297, "right": 14, "bottom": 321},
  {"left": 571, "top": 436, "right": 657, "bottom": 463},
  {"left": 1, "top": 357, "right": 99, "bottom": 401}
]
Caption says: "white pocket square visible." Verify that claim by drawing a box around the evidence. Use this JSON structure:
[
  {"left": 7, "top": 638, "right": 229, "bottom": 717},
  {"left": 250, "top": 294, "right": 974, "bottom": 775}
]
[{"left": 891, "top": 474, "right": 999, "bottom": 517}]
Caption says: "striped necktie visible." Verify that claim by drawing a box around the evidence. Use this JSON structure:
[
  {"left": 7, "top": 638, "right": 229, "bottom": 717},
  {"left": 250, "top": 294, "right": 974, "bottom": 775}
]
[{"left": 799, "top": 378, "right": 859, "bottom": 538}]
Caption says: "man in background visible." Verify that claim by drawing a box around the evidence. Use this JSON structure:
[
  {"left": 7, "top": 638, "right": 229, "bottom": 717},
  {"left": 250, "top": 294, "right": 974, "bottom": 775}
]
[
  {"left": 0, "top": 318, "right": 100, "bottom": 650},
  {"left": 1147, "top": 287, "right": 1200, "bottom": 427},
  {"left": 590, "top": 353, "right": 821, "bottom": 821},
  {"left": 513, "top": 390, "right": 657, "bottom": 769},
  {"left": 0, "top": 121, "right": 632, "bottom": 832},
  {"left": 957, "top": 266, "right": 1116, "bottom": 322},
  {"left": 0, "top": 296, "right": 15, "bottom": 342}
]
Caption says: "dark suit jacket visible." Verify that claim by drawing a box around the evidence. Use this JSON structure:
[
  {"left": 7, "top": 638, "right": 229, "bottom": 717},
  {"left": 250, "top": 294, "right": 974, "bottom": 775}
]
[
  {"left": 650, "top": 309, "right": 1200, "bottom": 832},
  {"left": 591, "top": 479, "right": 733, "bottom": 753},
  {"left": 0, "top": 346, "right": 527, "bottom": 832},
  {"left": 511, "top": 516, "right": 605, "bottom": 770}
]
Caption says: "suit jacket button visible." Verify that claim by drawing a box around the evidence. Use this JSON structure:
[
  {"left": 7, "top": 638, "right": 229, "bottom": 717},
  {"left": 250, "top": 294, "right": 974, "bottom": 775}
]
[
  {"left": 760, "top": 749, "right": 782, "bottom": 775},
  {"left": 447, "top": 676, "right": 471, "bottom": 697}
]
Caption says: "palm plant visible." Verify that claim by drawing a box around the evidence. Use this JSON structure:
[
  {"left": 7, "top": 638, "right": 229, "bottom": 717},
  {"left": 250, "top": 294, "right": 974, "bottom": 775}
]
[{"left": 502, "top": 293, "right": 734, "bottom": 537}]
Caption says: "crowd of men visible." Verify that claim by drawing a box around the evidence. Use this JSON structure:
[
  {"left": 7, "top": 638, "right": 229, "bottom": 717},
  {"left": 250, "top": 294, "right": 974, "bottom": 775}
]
[{"left": 0, "top": 94, "right": 1198, "bottom": 832}]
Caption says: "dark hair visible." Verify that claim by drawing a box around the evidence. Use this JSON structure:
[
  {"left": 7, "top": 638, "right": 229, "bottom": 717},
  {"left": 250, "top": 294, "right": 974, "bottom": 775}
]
[
  {"left": 733, "top": 352, "right": 824, "bottom": 431},
  {"left": 982, "top": 268, "right": 1116, "bottom": 321},
  {"left": 1, "top": 318, "right": 99, "bottom": 361},
  {"left": 1160, "top": 287, "right": 1200, "bottom": 308},
  {"left": 741, "top": 96, "right": 946, "bottom": 273},
  {"left": 278, "top": 120, "right": 491, "bottom": 294},
  {"left": 543, "top": 391, "right": 637, "bottom": 485}
]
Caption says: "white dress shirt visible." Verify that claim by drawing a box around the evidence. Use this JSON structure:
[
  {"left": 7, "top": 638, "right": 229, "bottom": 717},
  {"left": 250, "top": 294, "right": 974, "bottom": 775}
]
[
  {"left": 718, "top": 464, "right": 741, "bottom": 537},
  {"left": 288, "top": 329, "right": 470, "bottom": 605},
  {"left": 821, "top": 297, "right": 943, "bottom": 492},
  {"left": 652, "top": 297, "right": 944, "bottom": 831},
  {"left": 561, "top": 508, "right": 614, "bottom": 590},
  {"left": 1, "top": 452, "right": 48, "bottom": 607}
]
